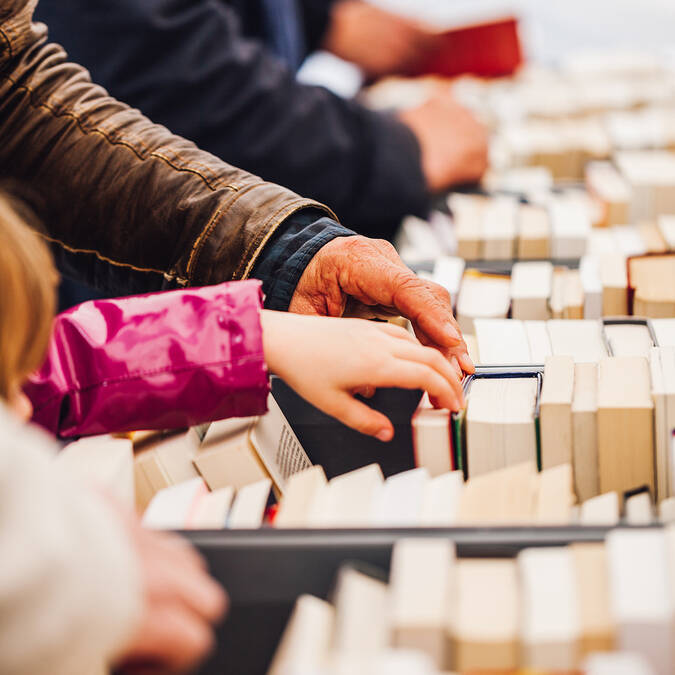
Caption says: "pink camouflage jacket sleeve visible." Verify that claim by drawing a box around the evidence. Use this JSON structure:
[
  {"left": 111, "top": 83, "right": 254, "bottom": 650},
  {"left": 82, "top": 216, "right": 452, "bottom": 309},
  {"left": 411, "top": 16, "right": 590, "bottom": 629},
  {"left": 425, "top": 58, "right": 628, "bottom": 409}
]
[{"left": 24, "top": 280, "right": 270, "bottom": 438}]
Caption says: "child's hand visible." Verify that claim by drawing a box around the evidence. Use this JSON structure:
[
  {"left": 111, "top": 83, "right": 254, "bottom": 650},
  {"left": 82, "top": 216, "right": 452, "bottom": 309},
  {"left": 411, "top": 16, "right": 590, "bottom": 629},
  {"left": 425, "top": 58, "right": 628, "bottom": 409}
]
[{"left": 261, "top": 311, "right": 465, "bottom": 441}]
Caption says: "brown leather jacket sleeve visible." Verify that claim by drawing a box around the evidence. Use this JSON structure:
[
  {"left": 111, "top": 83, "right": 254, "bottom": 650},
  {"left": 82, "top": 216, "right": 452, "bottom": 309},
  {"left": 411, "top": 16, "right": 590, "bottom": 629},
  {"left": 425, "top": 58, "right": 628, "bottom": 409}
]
[{"left": 0, "top": 0, "right": 337, "bottom": 293}]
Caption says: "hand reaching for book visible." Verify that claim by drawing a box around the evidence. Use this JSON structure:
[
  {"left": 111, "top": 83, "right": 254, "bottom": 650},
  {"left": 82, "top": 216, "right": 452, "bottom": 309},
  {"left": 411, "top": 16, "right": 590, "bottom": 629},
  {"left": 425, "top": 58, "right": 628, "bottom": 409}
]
[
  {"left": 321, "top": 0, "right": 438, "bottom": 79},
  {"left": 114, "top": 518, "right": 227, "bottom": 673},
  {"left": 261, "top": 311, "right": 466, "bottom": 441},
  {"left": 399, "top": 91, "right": 489, "bottom": 192},
  {"left": 288, "top": 235, "right": 474, "bottom": 376}
]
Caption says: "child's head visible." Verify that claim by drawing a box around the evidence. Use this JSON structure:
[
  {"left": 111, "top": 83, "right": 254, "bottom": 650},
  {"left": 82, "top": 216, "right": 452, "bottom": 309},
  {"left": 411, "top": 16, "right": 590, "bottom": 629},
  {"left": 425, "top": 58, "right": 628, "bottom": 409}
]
[{"left": 0, "top": 193, "right": 58, "bottom": 416}]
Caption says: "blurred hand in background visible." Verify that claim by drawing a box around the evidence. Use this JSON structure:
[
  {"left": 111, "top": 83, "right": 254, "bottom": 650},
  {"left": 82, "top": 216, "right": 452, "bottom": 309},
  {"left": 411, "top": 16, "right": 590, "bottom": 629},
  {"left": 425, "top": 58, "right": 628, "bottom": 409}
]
[
  {"left": 399, "top": 91, "right": 489, "bottom": 192},
  {"left": 322, "top": 0, "right": 439, "bottom": 79}
]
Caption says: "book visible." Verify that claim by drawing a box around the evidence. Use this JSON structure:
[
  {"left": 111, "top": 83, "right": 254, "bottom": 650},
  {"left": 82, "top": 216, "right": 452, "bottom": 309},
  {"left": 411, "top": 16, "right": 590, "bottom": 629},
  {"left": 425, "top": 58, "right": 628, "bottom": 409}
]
[
  {"left": 597, "top": 357, "right": 655, "bottom": 495},
  {"left": 474, "top": 318, "right": 531, "bottom": 366},
  {"left": 540, "top": 356, "right": 575, "bottom": 470},
  {"left": 640, "top": 222, "right": 668, "bottom": 254},
  {"left": 133, "top": 428, "right": 202, "bottom": 511},
  {"left": 535, "top": 463, "right": 575, "bottom": 524},
  {"left": 409, "top": 15, "right": 523, "bottom": 79},
  {"left": 583, "top": 652, "right": 656, "bottom": 675},
  {"left": 332, "top": 566, "right": 389, "bottom": 665},
  {"left": 228, "top": 478, "right": 272, "bottom": 529},
  {"left": 396, "top": 215, "right": 443, "bottom": 261},
  {"left": 419, "top": 471, "right": 464, "bottom": 527},
  {"left": 651, "top": 318, "right": 675, "bottom": 347},
  {"left": 525, "top": 320, "right": 553, "bottom": 364},
  {"left": 570, "top": 543, "right": 614, "bottom": 656},
  {"left": 605, "top": 323, "right": 654, "bottom": 357},
  {"left": 456, "top": 272, "right": 511, "bottom": 334},
  {"left": 549, "top": 267, "right": 566, "bottom": 319},
  {"left": 657, "top": 215, "right": 675, "bottom": 250},
  {"left": 187, "top": 486, "right": 233, "bottom": 529},
  {"left": 268, "top": 595, "right": 334, "bottom": 675},
  {"left": 481, "top": 195, "right": 518, "bottom": 260},
  {"left": 249, "top": 394, "right": 312, "bottom": 494},
  {"left": 370, "top": 468, "right": 429, "bottom": 527},
  {"left": 613, "top": 224, "right": 648, "bottom": 258},
  {"left": 510, "top": 261, "right": 553, "bottom": 320},
  {"left": 432, "top": 256, "right": 465, "bottom": 308},
  {"left": 194, "top": 417, "right": 268, "bottom": 492},
  {"left": 458, "top": 462, "right": 537, "bottom": 525},
  {"left": 549, "top": 193, "right": 591, "bottom": 259},
  {"left": 624, "top": 491, "right": 654, "bottom": 525},
  {"left": 585, "top": 161, "right": 632, "bottom": 227},
  {"left": 518, "top": 547, "right": 580, "bottom": 670},
  {"left": 450, "top": 559, "right": 519, "bottom": 671},
  {"left": 517, "top": 203, "right": 551, "bottom": 259},
  {"left": 275, "top": 465, "right": 327, "bottom": 528},
  {"left": 412, "top": 395, "right": 453, "bottom": 477},
  {"left": 628, "top": 254, "right": 675, "bottom": 317},
  {"left": 389, "top": 539, "right": 455, "bottom": 667},
  {"left": 465, "top": 377, "right": 539, "bottom": 477},
  {"left": 547, "top": 319, "right": 607, "bottom": 363},
  {"left": 579, "top": 255, "right": 603, "bottom": 319},
  {"left": 57, "top": 435, "right": 134, "bottom": 511},
  {"left": 649, "top": 347, "right": 675, "bottom": 500},
  {"left": 308, "top": 464, "right": 384, "bottom": 528},
  {"left": 606, "top": 529, "right": 674, "bottom": 675},
  {"left": 448, "top": 193, "right": 486, "bottom": 261},
  {"left": 142, "top": 477, "right": 209, "bottom": 530},
  {"left": 579, "top": 491, "right": 620, "bottom": 526},
  {"left": 563, "top": 269, "right": 585, "bottom": 319},
  {"left": 599, "top": 253, "right": 629, "bottom": 316},
  {"left": 572, "top": 363, "right": 600, "bottom": 502}
]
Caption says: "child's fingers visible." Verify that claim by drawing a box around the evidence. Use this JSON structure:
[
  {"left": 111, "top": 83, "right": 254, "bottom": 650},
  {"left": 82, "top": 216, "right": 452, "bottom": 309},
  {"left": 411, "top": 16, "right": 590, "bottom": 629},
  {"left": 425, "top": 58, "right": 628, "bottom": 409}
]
[
  {"left": 327, "top": 392, "right": 395, "bottom": 441},
  {"left": 376, "top": 322, "right": 417, "bottom": 343},
  {"left": 391, "top": 341, "right": 465, "bottom": 405}
]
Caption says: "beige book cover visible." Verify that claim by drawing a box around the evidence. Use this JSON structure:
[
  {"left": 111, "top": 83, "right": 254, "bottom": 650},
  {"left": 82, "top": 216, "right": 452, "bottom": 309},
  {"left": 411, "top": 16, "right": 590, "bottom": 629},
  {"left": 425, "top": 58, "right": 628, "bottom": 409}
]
[
  {"left": 390, "top": 539, "right": 455, "bottom": 668},
  {"left": 510, "top": 261, "right": 553, "bottom": 320},
  {"left": 597, "top": 357, "right": 654, "bottom": 495},
  {"left": 275, "top": 465, "right": 327, "bottom": 528},
  {"left": 412, "top": 394, "right": 453, "bottom": 477},
  {"left": 570, "top": 543, "right": 615, "bottom": 656},
  {"left": 540, "top": 356, "right": 575, "bottom": 470},
  {"left": 517, "top": 203, "right": 551, "bottom": 259},
  {"left": 572, "top": 363, "right": 600, "bottom": 502},
  {"left": 268, "top": 595, "right": 334, "bottom": 675},
  {"left": 449, "top": 559, "right": 519, "bottom": 672}
]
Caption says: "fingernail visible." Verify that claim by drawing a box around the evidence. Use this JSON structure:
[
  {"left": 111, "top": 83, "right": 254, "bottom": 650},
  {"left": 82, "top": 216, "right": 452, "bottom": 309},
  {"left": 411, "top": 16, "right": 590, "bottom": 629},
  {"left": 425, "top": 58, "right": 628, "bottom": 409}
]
[
  {"left": 376, "top": 428, "right": 393, "bottom": 442},
  {"left": 445, "top": 322, "right": 461, "bottom": 342}
]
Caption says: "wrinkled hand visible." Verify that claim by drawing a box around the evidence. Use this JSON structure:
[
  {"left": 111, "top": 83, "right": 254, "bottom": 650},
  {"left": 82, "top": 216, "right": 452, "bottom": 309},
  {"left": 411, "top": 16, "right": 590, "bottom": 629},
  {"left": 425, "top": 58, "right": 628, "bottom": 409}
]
[
  {"left": 399, "top": 90, "right": 489, "bottom": 192},
  {"left": 322, "top": 0, "right": 438, "bottom": 78},
  {"left": 262, "top": 311, "right": 465, "bottom": 440},
  {"left": 114, "top": 518, "right": 227, "bottom": 674},
  {"left": 288, "top": 236, "right": 474, "bottom": 375}
]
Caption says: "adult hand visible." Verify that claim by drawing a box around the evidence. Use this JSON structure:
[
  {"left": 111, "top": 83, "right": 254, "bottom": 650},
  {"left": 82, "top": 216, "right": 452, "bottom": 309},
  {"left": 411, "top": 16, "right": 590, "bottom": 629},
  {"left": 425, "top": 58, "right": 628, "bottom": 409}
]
[
  {"left": 262, "top": 311, "right": 465, "bottom": 440},
  {"left": 322, "top": 0, "right": 438, "bottom": 79},
  {"left": 288, "top": 236, "right": 474, "bottom": 375},
  {"left": 399, "top": 90, "right": 489, "bottom": 192},
  {"left": 114, "top": 519, "right": 227, "bottom": 673}
]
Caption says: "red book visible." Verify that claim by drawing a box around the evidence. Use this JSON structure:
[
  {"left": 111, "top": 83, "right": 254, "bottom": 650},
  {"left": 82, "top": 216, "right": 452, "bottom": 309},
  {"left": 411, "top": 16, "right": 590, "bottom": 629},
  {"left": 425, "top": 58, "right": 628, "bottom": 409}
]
[{"left": 411, "top": 16, "right": 523, "bottom": 79}]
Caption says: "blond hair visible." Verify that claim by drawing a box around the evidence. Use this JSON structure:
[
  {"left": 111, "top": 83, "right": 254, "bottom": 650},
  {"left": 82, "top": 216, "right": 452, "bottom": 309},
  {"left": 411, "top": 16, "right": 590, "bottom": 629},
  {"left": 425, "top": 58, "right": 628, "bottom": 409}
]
[{"left": 0, "top": 194, "right": 58, "bottom": 399}]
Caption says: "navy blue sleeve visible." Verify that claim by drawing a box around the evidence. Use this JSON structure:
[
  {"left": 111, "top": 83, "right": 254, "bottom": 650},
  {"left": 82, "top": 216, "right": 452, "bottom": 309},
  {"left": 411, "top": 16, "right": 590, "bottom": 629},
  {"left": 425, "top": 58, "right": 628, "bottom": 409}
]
[
  {"left": 252, "top": 209, "right": 355, "bottom": 311},
  {"left": 35, "top": 0, "right": 430, "bottom": 239}
]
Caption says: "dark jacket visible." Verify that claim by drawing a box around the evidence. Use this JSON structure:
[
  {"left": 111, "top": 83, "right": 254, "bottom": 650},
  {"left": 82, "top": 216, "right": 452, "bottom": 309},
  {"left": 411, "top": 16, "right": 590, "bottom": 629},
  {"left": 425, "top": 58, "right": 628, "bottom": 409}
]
[
  {"left": 0, "top": 0, "right": 342, "bottom": 301},
  {"left": 34, "top": 0, "right": 430, "bottom": 239}
]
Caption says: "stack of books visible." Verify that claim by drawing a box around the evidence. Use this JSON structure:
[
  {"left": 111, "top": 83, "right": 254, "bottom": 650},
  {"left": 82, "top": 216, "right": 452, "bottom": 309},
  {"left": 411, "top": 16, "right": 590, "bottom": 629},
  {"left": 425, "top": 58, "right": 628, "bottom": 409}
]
[{"left": 270, "top": 532, "right": 674, "bottom": 674}]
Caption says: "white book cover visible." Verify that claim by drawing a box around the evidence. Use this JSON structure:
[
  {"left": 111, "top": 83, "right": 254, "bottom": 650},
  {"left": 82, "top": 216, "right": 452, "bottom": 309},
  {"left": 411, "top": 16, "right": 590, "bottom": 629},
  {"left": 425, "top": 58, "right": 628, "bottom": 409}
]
[
  {"left": 370, "top": 468, "right": 429, "bottom": 526},
  {"left": 228, "top": 478, "right": 272, "bottom": 529},
  {"left": 143, "top": 477, "right": 209, "bottom": 530},
  {"left": 475, "top": 318, "right": 531, "bottom": 365}
]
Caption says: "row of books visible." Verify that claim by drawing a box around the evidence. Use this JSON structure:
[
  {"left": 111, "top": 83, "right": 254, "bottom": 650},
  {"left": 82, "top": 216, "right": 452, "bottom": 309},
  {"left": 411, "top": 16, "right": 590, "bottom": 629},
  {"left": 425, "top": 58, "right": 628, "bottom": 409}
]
[
  {"left": 434, "top": 262, "right": 675, "bottom": 336},
  {"left": 400, "top": 176, "right": 675, "bottom": 268},
  {"left": 270, "top": 531, "right": 672, "bottom": 675},
  {"left": 139, "top": 446, "right": 674, "bottom": 532}
]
